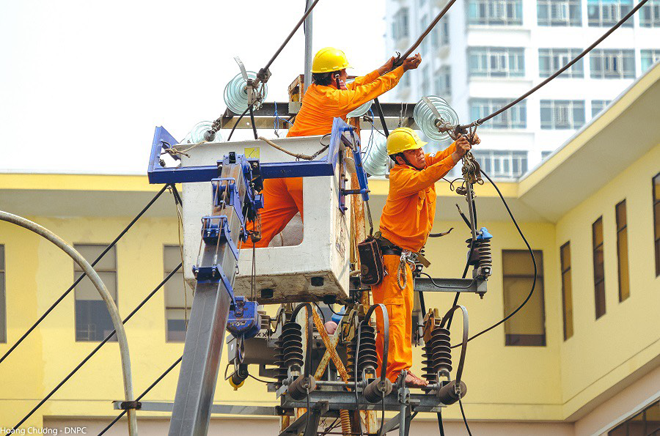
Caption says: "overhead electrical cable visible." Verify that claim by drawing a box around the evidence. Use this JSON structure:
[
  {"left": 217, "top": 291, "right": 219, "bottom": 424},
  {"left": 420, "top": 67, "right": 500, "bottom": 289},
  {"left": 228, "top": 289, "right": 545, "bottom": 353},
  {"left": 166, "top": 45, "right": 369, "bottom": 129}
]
[
  {"left": 12, "top": 264, "right": 182, "bottom": 430},
  {"left": 0, "top": 184, "right": 170, "bottom": 367},
  {"left": 99, "top": 356, "right": 184, "bottom": 435}
]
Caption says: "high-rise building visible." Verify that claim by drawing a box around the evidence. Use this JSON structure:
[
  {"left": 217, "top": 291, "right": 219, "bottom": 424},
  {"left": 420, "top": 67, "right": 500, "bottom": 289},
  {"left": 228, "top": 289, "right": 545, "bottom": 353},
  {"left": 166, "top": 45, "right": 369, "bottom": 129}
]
[{"left": 384, "top": 0, "right": 660, "bottom": 178}]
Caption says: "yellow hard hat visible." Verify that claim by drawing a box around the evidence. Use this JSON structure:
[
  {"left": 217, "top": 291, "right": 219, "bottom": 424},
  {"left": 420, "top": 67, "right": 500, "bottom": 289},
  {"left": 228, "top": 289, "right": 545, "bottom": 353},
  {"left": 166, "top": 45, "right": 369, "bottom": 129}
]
[
  {"left": 311, "top": 47, "right": 351, "bottom": 73},
  {"left": 386, "top": 127, "right": 428, "bottom": 155}
]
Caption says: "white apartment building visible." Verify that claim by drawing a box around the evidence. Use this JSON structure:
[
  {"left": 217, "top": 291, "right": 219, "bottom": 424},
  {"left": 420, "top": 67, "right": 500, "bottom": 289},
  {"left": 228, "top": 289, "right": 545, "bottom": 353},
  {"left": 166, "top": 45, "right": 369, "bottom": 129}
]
[{"left": 384, "top": 0, "right": 660, "bottom": 178}]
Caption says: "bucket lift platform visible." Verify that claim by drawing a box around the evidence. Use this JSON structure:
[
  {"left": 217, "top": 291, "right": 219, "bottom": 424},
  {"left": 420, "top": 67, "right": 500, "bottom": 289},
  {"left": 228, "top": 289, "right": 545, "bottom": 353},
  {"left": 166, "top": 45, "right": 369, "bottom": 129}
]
[{"left": 178, "top": 132, "right": 352, "bottom": 304}]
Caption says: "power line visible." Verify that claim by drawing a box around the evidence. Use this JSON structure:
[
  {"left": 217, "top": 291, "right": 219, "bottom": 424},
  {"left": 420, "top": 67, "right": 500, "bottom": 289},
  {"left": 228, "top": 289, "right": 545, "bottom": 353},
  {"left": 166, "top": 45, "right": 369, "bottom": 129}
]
[
  {"left": 12, "top": 264, "right": 182, "bottom": 430},
  {"left": 99, "top": 356, "right": 183, "bottom": 435},
  {"left": 0, "top": 184, "right": 170, "bottom": 368}
]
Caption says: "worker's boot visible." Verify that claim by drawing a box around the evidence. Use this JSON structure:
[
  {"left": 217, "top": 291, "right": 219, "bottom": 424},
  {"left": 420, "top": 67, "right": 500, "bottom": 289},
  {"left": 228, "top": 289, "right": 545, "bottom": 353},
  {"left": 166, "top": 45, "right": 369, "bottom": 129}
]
[{"left": 404, "top": 371, "right": 428, "bottom": 388}]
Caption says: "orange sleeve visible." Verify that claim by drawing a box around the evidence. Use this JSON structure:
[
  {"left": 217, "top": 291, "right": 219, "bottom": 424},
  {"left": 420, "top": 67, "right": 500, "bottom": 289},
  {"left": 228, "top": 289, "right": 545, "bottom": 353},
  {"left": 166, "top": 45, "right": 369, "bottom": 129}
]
[
  {"left": 426, "top": 142, "right": 457, "bottom": 166},
  {"left": 390, "top": 157, "right": 457, "bottom": 198},
  {"left": 347, "top": 70, "right": 381, "bottom": 89},
  {"left": 330, "top": 66, "right": 405, "bottom": 113}
]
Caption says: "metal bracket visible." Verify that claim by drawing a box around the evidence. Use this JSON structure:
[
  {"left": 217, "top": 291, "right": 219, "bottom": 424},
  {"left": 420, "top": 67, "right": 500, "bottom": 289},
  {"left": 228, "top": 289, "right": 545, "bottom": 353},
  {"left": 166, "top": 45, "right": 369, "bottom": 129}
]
[{"left": 200, "top": 215, "right": 239, "bottom": 261}]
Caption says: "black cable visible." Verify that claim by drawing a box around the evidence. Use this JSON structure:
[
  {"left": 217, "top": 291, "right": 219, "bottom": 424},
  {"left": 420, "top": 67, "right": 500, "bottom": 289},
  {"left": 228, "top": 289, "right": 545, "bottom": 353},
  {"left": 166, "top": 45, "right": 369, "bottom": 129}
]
[
  {"left": 99, "top": 355, "right": 183, "bottom": 435},
  {"left": 312, "top": 302, "right": 327, "bottom": 325},
  {"left": 12, "top": 264, "right": 182, "bottom": 430},
  {"left": 437, "top": 409, "right": 446, "bottom": 436},
  {"left": 249, "top": 106, "right": 259, "bottom": 140},
  {"left": 373, "top": 98, "right": 390, "bottom": 137},
  {"left": 0, "top": 184, "right": 170, "bottom": 368},
  {"left": 466, "top": 0, "right": 649, "bottom": 128},
  {"left": 453, "top": 168, "right": 537, "bottom": 347},
  {"left": 227, "top": 106, "right": 252, "bottom": 141},
  {"left": 458, "top": 399, "right": 473, "bottom": 436}
]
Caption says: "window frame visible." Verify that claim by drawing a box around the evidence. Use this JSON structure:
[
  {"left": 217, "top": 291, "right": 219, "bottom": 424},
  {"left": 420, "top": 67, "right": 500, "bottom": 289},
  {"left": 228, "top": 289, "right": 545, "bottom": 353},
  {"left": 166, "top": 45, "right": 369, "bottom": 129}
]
[
  {"left": 468, "top": 47, "right": 525, "bottom": 78},
  {"left": 615, "top": 200, "right": 630, "bottom": 302},
  {"left": 540, "top": 100, "right": 586, "bottom": 130},
  {"left": 654, "top": 173, "right": 660, "bottom": 277},
  {"left": 164, "top": 245, "right": 191, "bottom": 343},
  {"left": 468, "top": 0, "right": 523, "bottom": 26},
  {"left": 537, "top": 0, "right": 582, "bottom": 26},
  {"left": 502, "top": 249, "right": 546, "bottom": 347},
  {"left": 560, "top": 242, "right": 574, "bottom": 340},
  {"left": 639, "top": 0, "right": 660, "bottom": 27},
  {"left": 592, "top": 217, "right": 607, "bottom": 319},
  {"left": 470, "top": 98, "right": 527, "bottom": 130},
  {"left": 74, "top": 244, "right": 118, "bottom": 342},
  {"left": 538, "top": 48, "right": 584, "bottom": 78},
  {"left": 587, "top": 0, "right": 634, "bottom": 27},
  {"left": 590, "top": 49, "right": 636, "bottom": 79}
]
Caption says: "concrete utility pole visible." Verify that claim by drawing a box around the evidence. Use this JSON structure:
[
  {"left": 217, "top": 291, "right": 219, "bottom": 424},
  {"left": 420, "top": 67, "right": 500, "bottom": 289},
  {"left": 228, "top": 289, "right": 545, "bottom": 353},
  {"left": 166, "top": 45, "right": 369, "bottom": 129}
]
[{"left": 303, "top": 0, "right": 314, "bottom": 93}]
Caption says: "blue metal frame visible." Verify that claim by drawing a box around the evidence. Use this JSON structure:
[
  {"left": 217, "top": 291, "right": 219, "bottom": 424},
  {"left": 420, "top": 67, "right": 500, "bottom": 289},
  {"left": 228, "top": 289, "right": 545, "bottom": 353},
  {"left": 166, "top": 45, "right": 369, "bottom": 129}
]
[{"left": 147, "top": 118, "right": 352, "bottom": 185}]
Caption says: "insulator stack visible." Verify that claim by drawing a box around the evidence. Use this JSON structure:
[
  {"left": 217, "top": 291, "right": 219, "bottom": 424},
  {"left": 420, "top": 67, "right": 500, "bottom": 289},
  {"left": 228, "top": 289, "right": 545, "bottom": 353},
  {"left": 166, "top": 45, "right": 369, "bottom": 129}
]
[
  {"left": 422, "top": 327, "right": 452, "bottom": 384},
  {"left": 357, "top": 323, "right": 379, "bottom": 375},
  {"left": 273, "top": 339, "right": 287, "bottom": 388},
  {"left": 281, "top": 321, "right": 304, "bottom": 372},
  {"left": 346, "top": 322, "right": 379, "bottom": 381},
  {"left": 474, "top": 238, "right": 492, "bottom": 270}
]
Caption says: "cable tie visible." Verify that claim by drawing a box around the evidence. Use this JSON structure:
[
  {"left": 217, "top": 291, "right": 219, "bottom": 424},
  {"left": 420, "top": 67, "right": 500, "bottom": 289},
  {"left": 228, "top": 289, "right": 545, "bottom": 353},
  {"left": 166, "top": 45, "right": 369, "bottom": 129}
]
[{"left": 119, "top": 401, "right": 142, "bottom": 410}]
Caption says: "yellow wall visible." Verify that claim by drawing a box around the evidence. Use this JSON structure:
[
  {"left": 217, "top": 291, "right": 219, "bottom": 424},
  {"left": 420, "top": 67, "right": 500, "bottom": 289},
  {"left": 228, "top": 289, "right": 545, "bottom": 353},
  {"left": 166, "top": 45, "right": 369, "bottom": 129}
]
[{"left": 556, "top": 144, "right": 660, "bottom": 419}]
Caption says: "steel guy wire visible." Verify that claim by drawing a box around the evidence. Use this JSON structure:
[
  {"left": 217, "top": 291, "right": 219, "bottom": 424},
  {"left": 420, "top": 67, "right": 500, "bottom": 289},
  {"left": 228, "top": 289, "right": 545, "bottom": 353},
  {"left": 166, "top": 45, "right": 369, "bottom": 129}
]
[
  {"left": 12, "top": 264, "right": 182, "bottom": 430},
  {"left": 0, "top": 184, "right": 170, "bottom": 368}
]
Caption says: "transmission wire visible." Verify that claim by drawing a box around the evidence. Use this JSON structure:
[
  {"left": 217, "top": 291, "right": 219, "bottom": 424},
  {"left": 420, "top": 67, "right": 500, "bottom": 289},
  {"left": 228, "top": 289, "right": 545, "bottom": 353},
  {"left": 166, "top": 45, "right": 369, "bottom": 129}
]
[{"left": 0, "top": 184, "right": 170, "bottom": 368}]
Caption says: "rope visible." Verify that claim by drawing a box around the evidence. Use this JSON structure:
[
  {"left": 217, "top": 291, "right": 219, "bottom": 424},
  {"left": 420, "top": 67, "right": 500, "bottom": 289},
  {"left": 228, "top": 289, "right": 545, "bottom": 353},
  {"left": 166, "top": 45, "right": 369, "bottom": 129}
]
[
  {"left": 12, "top": 264, "right": 182, "bottom": 430},
  {"left": 257, "top": 136, "right": 328, "bottom": 161},
  {"left": 0, "top": 184, "right": 170, "bottom": 368}
]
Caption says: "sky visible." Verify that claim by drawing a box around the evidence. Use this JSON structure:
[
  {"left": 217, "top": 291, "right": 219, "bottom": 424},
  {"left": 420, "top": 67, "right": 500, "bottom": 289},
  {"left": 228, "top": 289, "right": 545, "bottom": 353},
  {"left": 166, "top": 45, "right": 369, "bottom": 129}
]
[{"left": 0, "top": 0, "right": 387, "bottom": 174}]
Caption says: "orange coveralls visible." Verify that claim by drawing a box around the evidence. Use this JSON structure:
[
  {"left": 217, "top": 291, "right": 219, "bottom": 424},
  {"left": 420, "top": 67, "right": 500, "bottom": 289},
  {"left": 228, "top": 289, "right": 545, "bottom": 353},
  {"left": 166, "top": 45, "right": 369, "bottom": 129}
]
[
  {"left": 372, "top": 143, "right": 457, "bottom": 382},
  {"left": 250, "top": 66, "right": 405, "bottom": 247}
]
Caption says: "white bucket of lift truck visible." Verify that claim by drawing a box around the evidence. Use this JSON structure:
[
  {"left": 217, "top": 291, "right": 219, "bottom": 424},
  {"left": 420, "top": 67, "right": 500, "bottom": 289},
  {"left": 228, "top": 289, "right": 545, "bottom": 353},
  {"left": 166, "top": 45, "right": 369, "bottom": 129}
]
[{"left": 180, "top": 135, "right": 351, "bottom": 304}]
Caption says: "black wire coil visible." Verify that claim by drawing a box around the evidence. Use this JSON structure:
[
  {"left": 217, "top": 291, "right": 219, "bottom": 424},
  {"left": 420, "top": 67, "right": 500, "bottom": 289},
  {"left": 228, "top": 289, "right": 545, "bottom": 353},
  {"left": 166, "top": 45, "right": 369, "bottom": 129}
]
[
  {"left": 473, "top": 238, "right": 492, "bottom": 271},
  {"left": 422, "top": 326, "right": 452, "bottom": 383}
]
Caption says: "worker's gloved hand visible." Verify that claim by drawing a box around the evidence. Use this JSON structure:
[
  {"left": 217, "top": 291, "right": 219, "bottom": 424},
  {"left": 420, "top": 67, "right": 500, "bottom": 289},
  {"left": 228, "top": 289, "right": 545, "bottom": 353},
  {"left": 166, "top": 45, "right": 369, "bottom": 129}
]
[
  {"left": 451, "top": 135, "right": 472, "bottom": 163},
  {"left": 378, "top": 56, "right": 396, "bottom": 76},
  {"left": 402, "top": 53, "right": 422, "bottom": 72}
]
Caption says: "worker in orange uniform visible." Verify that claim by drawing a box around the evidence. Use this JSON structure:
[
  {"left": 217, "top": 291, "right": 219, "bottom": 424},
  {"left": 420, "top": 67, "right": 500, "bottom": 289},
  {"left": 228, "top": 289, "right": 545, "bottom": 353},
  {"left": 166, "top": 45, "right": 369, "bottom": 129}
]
[
  {"left": 250, "top": 47, "right": 422, "bottom": 247},
  {"left": 372, "top": 127, "right": 478, "bottom": 388}
]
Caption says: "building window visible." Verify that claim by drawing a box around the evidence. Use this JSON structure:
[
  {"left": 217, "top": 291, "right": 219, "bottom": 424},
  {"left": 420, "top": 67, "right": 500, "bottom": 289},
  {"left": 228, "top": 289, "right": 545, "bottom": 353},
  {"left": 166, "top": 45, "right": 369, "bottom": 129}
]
[
  {"left": 468, "top": 47, "right": 525, "bottom": 78},
  {"left": 592, "top": 217, "right": 606, "bottom": 319},
  {"left": 0, "top": 245, "right": 5, "bottom": 343},
  {"left": 164, "top": 245, "right": 191, "bottom": 342},
  {"left": 392, "top": 8, "right": 409, "bottom": 40},
  {"left": 470, "top": 98, "right": 526, "bottom": 129},
  {"left": 468, "top": 0, "right": 523, "bottom": 25},
  {"left": 641, "top": 49, "right": 660, "bottom": 72},
  {"left": 421, "top": 14, "right": 429, "bottom": 54},
  {"left": 560, "top": 242, "right": 574, "bottom": 340},
  {"left": 421, "top": 65, "right": 431, "bottom": 95},
  {"left": 435, "top": 66, "right": 451, "bottom": 97},
  {"left": 503, "top": 250, "right": 545, "bottom": 346},
  {"left": 609, "top": 399, "right": 660, "bottom": 435},
  {"left": 432, "top": 20, "right": 450, "bottom": 50},
  {"left": 540, "top": 100, "right": 585, "bottom": 129},
  {"left": 472, "top": 150, "right": 528, "bottom": 178},
  {"left": 542, "top": 151, "right": 553, "bottom": 160},
  {"left": 539, "top": 48, "right": 584, "bottom": 78},
  {"left": 654, "top": 173, "right": 660, "bottom": 276},
  {"left": 537, "top": 0, "right": 582, "bottom": 26},
  {"left": 640, "top": 0, "right": 660, "bottom": 27},
  {"left": 591, "top": 99, "right": 611, "bottom": 117},
  {"left": 615, "top": 200, "right": 630, "bottom": 302},
  {"left": 590, "top": 49, "right": 635, "bottom": 79},
  {"left": 587, "top": 0, "right": 633, "bottom": 27},
  {"left": 74, "top": 244, "right": 117, "bottom": 342}
]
